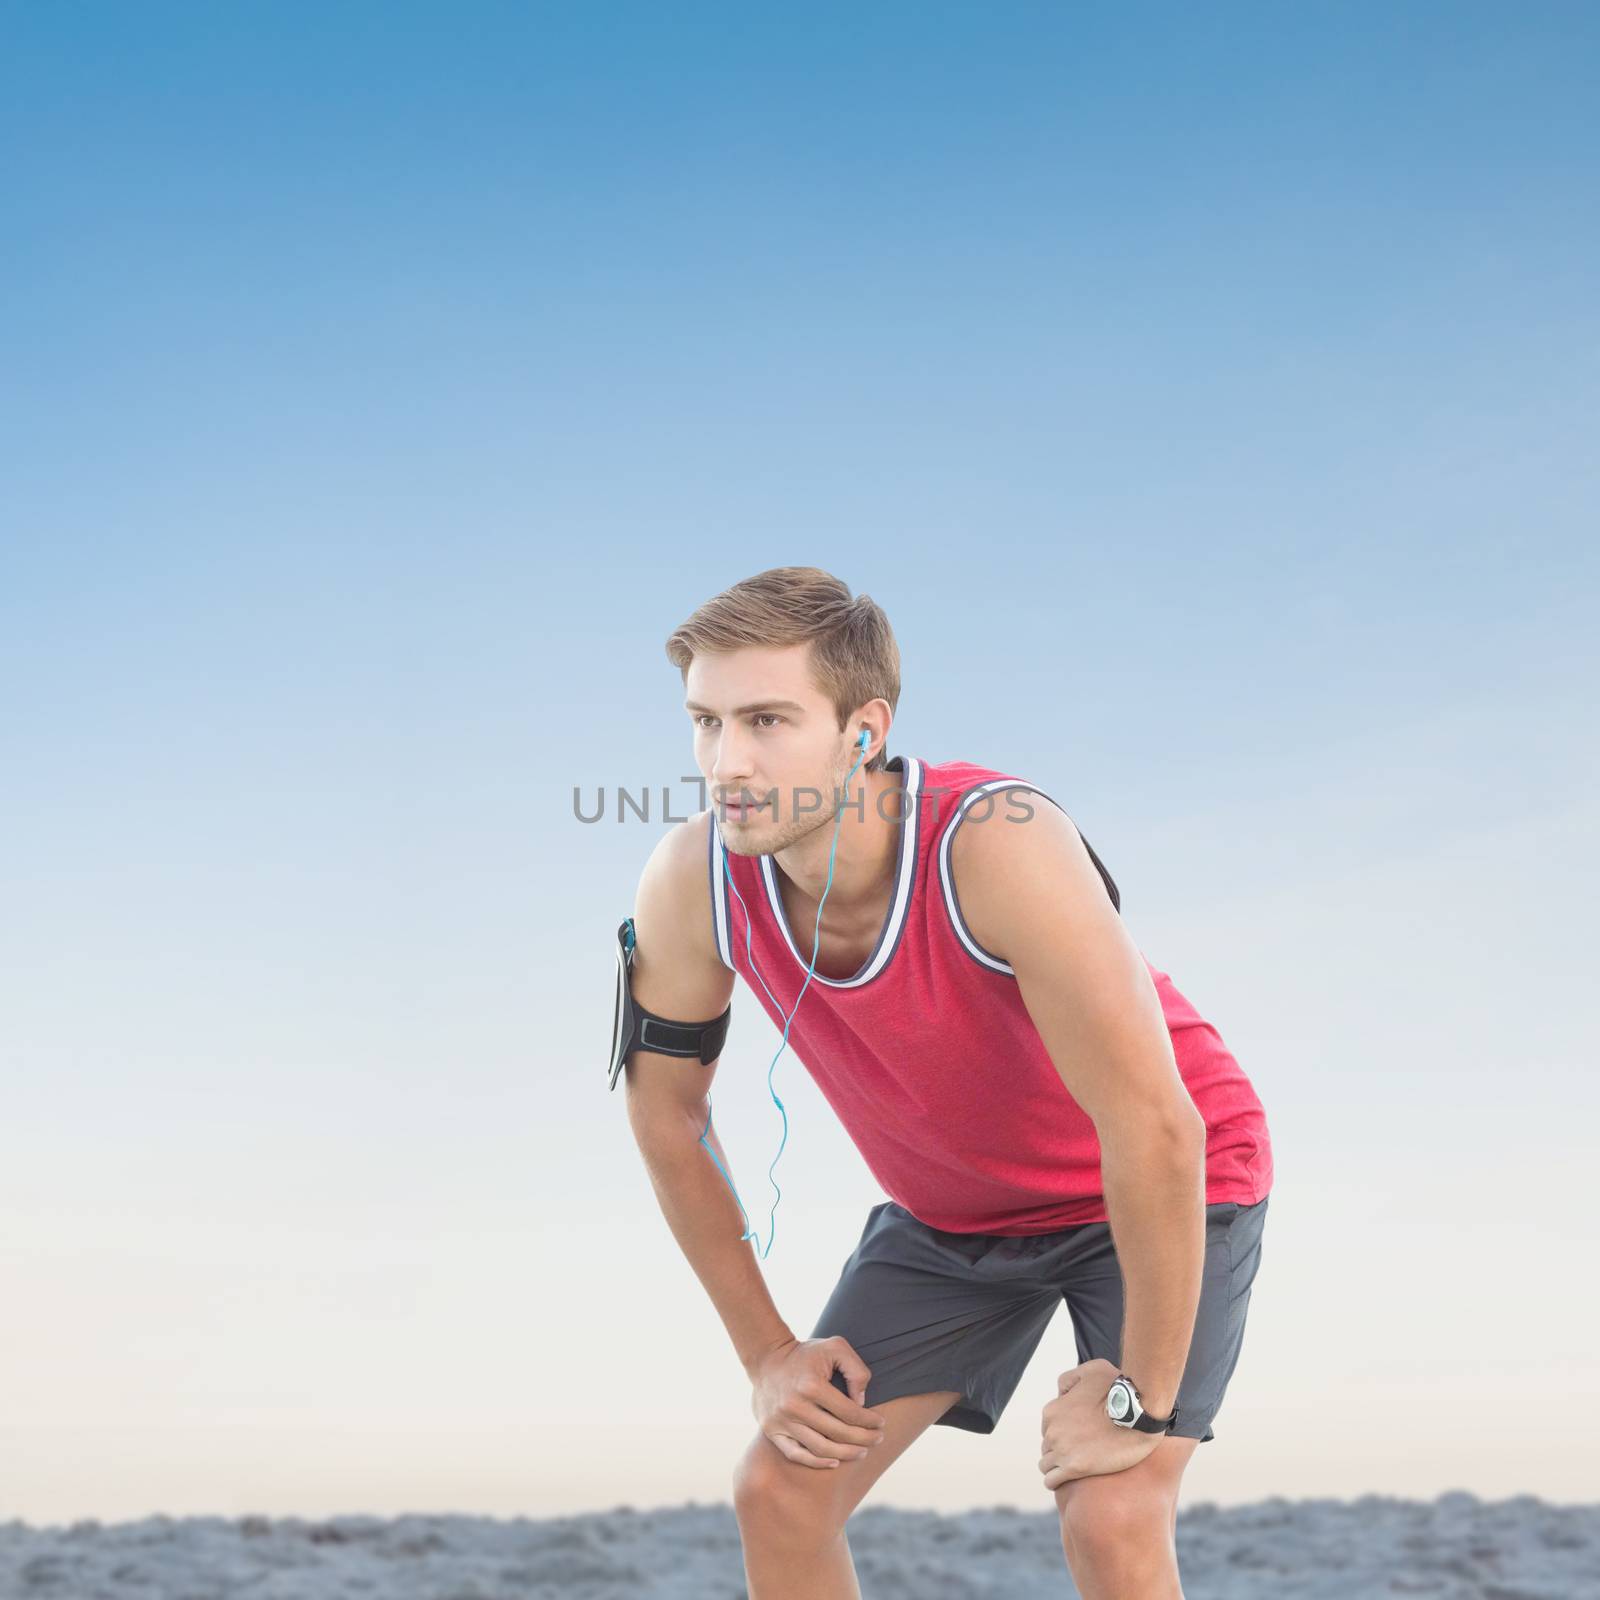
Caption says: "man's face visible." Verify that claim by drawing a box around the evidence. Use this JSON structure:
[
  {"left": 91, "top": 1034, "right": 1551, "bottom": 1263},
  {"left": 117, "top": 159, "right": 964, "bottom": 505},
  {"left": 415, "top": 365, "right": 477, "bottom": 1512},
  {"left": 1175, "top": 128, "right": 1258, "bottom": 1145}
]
[{"left": 684, "top": 644, "right": 851, "bottom": 857}]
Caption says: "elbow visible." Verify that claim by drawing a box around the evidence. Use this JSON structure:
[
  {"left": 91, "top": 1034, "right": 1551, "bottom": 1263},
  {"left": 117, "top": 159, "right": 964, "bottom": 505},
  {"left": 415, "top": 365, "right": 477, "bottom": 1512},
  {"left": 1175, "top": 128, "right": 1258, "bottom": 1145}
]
[
  {"left": 1165, "top": 1105, "right": 1208, "bottom": 1161},
  {"left": 1100, "top": 1100, "right": 1206, "bottom": 1161},
  {"left": 1173, "top": 1102, "right": 1208, "bottom": 1150},
  {"left": 626, "top": 1085, "right": 709, "bottom": 1147}
]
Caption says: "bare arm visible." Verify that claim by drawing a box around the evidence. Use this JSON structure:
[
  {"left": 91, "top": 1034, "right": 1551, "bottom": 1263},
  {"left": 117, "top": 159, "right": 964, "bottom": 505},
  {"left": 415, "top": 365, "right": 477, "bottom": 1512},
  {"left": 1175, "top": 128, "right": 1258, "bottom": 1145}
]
[
  {"left": 623, "top": 812, "right": 796, "bottom": 1377},
  {"left": 952, "top": 792, "right": 1207, "bottom": 1419}
]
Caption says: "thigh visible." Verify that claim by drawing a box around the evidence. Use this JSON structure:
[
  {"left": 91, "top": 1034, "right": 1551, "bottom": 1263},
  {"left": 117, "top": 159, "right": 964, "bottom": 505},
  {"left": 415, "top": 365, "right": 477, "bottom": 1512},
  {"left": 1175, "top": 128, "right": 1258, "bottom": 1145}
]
[
  {"left": 736, "top": 1387, "right": 965, "bottom": 1526},
  {"left": 811, "top": 1201, "right": 1061, "bottom": 1435},
  {"left": 1060, "top": 1196, "right": 1269, "bottom": 1444}
]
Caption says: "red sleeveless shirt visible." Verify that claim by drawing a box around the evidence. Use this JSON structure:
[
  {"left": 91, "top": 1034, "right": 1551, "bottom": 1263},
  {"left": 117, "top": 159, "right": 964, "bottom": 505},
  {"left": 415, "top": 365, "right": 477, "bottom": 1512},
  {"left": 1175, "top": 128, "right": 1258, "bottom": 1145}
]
[{"left": 707, "top": 754, "right": 1274, "bottom": 1235}]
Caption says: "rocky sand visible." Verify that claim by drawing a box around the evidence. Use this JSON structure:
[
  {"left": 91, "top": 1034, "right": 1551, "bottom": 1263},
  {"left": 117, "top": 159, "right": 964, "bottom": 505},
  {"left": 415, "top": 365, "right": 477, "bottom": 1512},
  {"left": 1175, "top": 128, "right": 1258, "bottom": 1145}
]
[{"left": 2, "top": 1491, "right": 1597, "bottom": 1598}]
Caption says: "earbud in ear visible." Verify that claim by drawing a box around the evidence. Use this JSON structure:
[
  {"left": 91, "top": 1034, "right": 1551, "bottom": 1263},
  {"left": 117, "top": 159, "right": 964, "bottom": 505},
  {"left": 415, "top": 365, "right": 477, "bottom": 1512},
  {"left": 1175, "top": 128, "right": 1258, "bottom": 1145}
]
[{"left": 858, "top": 728, "right": 870, "bottom": 750}]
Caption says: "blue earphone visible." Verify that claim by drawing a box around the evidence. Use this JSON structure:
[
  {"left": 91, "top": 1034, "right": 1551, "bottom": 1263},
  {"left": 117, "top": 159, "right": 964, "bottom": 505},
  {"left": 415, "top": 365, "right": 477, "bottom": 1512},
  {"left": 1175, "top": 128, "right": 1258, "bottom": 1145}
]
[{"left": 700, "top": 725, "right": 873, "bottom": 1258}]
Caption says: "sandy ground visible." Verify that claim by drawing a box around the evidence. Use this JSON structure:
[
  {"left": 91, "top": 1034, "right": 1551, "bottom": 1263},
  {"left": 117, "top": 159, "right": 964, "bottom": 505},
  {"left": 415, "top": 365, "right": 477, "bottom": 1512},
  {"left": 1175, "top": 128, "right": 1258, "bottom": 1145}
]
[{"left": 1, "top": 1492, "right": 1595, "bottom": 1598}]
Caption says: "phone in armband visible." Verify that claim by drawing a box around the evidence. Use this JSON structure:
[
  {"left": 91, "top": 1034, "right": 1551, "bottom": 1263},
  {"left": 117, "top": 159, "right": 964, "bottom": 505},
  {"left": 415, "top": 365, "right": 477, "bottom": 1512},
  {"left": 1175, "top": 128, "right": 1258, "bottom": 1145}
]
[{"left": 608, "top": 916, "right": 731, "bottom": 1091}]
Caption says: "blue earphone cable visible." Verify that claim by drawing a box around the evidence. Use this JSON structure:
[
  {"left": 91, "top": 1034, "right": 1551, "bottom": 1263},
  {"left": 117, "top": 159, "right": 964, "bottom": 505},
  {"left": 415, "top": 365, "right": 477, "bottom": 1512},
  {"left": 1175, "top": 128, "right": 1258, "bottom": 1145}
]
[{"left": 699, "top": 727, "right": 873, "bottom": 1259}]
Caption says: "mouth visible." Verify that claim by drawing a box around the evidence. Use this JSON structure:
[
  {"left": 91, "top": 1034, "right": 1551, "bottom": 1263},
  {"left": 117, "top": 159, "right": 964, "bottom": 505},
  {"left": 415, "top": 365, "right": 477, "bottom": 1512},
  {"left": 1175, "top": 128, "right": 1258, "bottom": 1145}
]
[{"left": 719, "top": 795, "right": 766, "bottom": 820}]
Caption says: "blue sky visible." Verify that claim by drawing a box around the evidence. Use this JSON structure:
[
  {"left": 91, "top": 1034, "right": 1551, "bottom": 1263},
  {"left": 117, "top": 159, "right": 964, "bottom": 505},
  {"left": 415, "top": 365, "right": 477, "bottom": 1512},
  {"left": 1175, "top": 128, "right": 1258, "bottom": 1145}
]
[{"left": 1, "top": 1, "right": 1595, "bottom": 1522}]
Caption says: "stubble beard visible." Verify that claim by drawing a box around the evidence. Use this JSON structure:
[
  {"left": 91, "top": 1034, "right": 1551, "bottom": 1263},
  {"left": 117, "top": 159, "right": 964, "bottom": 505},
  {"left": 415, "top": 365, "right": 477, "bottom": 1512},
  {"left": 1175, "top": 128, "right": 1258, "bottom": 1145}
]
[{"left": 719, "top": 758, "right": 859, "bottom": 860}]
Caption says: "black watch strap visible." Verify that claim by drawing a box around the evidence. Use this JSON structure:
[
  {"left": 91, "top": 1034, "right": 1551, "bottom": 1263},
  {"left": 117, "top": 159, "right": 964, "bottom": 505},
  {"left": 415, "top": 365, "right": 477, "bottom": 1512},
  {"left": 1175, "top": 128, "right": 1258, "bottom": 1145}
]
[
  {"left": 1131, "top": 1402, "right": 1179, "bottom": 1434},
  {"left": 1115, "top": 1373, "right": 1180, "bottom": 1434}
]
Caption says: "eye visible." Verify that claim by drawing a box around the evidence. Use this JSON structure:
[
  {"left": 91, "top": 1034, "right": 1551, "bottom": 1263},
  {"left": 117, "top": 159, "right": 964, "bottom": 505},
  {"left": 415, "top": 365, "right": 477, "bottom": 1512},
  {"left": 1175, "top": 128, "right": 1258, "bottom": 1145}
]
[{"left": 754, "top": 714, "right": 781, "bottom": 728}]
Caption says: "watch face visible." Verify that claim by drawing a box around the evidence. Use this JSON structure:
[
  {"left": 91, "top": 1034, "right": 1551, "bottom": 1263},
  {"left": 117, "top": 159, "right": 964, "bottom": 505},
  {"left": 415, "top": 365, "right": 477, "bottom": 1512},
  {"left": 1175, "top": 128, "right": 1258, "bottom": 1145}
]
[{"left": 1107, "top": 1383, "right": 1131, "bottom": 1420}]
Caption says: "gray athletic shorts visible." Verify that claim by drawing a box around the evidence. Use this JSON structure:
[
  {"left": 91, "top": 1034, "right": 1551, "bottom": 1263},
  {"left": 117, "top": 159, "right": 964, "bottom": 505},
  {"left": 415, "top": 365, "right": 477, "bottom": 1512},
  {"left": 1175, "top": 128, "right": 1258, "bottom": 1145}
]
[{"left": 810, "top": 1195, "right": 1269, "bottom": 1441}]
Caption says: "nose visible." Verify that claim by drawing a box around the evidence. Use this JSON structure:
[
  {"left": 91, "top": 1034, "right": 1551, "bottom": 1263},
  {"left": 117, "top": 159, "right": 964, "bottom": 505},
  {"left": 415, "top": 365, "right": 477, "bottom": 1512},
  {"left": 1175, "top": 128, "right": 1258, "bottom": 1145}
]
[{"left": 709, "top": 733, "right": 758, "bottom": 801}]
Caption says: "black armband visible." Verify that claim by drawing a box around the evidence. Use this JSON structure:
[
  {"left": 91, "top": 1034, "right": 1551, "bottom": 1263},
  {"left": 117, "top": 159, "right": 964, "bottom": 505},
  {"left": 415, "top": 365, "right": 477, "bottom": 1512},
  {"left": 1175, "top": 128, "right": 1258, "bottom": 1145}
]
[{"left": 608, "top": 917, "right": 732, "bottom": 1091}]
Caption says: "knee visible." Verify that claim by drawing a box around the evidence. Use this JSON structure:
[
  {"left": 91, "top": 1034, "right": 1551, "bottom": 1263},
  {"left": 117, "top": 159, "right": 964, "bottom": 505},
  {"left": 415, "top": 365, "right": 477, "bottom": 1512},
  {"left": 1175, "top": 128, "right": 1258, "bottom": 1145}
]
[
  {"left": 731, "top": 1436, "right": 844, "bottom": 1540},
  {"left": 1057, "top": 1478, "right": 1173, "bottom": 1565}
]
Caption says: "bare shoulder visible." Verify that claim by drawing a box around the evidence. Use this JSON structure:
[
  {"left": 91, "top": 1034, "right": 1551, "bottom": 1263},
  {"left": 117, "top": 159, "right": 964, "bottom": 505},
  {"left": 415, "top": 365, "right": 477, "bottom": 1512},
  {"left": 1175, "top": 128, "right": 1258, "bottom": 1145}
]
[
  {"left": 949, "top": 788, "right": 1117, "bottom": 966},
  {"left": 629, "top": 809, "right": 733, "bottom": 1019}
]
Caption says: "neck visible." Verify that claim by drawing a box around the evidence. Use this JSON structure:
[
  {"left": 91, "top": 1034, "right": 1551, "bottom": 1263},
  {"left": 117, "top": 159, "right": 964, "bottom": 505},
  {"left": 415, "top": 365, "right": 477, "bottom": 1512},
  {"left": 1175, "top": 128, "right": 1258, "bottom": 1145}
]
[{"left": 773, "top": 762, "right": 904, "bottom": 911}]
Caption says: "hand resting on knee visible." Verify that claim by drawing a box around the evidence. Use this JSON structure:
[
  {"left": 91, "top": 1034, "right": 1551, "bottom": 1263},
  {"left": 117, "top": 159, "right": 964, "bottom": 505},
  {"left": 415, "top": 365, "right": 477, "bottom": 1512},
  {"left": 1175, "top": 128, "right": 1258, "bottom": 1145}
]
[{"left": 748, "top": 1335, "right": 889, "bottom": 1469}]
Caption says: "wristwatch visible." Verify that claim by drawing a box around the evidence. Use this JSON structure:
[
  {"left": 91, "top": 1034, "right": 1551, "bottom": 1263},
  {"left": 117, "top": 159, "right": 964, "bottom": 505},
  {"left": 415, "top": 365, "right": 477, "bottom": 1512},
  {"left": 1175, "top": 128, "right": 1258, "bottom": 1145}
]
[{"left": 1104, "top": 1373, "right": 1179, "bottom": 1435}]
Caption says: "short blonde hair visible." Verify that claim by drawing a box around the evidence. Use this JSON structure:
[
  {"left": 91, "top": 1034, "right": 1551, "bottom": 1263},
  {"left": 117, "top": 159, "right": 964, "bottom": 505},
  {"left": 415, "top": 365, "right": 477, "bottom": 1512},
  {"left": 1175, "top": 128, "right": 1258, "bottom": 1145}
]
[{"left": 664, "top": 566, "right": 901, "bottom": 774}]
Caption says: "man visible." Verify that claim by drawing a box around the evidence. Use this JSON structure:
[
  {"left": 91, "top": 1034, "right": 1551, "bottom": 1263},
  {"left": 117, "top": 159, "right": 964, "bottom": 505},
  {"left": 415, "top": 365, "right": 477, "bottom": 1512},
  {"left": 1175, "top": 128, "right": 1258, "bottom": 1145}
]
[{"left": 618, "top": 566, "right": 1273, "bottom": 1600}]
